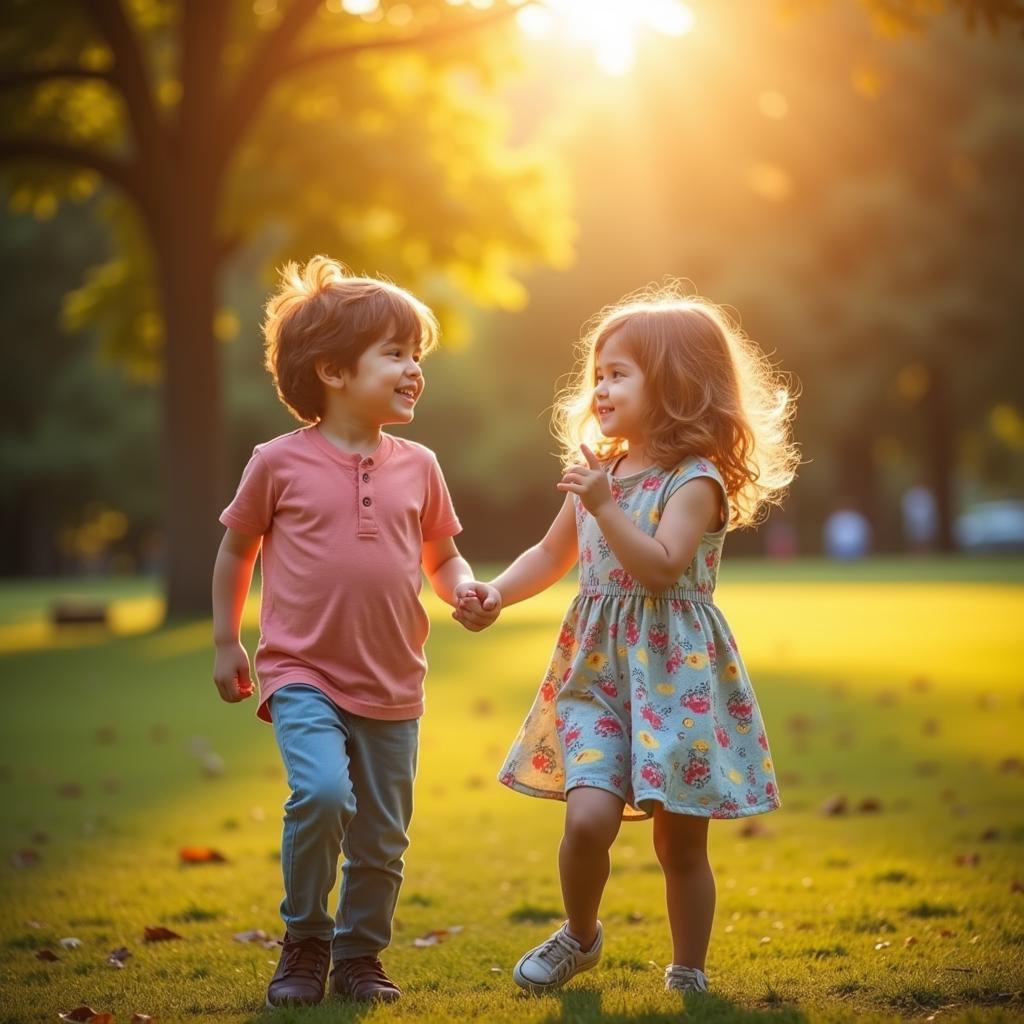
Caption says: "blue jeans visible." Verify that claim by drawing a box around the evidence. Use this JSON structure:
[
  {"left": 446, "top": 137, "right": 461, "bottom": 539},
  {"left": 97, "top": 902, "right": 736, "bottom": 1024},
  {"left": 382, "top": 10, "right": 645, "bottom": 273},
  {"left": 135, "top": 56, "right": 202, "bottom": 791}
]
[{"left": 270, "top": 684, "right": 418, "bottom": 959}]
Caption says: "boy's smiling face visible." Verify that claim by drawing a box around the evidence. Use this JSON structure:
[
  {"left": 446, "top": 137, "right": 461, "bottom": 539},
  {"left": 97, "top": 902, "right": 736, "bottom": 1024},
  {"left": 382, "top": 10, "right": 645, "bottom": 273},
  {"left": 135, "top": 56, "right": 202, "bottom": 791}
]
[{"left": 339, "top": 331, "right": 425, "bottom": 427}]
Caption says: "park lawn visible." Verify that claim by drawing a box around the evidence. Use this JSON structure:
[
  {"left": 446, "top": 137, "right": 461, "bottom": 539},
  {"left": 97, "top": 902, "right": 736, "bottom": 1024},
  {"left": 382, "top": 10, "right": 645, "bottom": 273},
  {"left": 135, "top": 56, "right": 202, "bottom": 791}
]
[{"left": 0, "top": 562, "right": 1022, "bottom": 1023}]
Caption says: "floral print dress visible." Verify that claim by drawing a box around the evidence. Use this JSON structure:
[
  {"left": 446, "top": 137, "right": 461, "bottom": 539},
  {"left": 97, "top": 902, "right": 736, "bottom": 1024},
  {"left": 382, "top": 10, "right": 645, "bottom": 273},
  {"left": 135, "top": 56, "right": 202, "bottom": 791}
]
[{"left": 499, "top": 456, "right": 780, "bottom": 821}]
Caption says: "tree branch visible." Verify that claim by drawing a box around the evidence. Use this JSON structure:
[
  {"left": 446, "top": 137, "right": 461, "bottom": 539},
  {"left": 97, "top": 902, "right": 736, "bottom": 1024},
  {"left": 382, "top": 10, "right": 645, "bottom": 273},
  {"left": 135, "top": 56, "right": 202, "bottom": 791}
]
[
  {"left": 217, "top": 3, "right": 520, "bottom": 176},
  {"left": 0, "top": 67, "right": 116, "bottom": 93},
  {"left": 282, "top": 4, "right": 521, "bottom": 78},
  {"left": 82, "top": 0, "right": 163, "bottom": 168},
  {"left": 0, "top": 137, "right": 144, "bottom": 203}
]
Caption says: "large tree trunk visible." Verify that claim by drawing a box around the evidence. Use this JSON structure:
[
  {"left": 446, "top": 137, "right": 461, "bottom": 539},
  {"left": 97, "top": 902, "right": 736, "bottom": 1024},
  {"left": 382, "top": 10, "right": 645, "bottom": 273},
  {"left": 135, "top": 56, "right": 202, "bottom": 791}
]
[{"left": 155, "top": 192, "right": 223, "bottom": 619}]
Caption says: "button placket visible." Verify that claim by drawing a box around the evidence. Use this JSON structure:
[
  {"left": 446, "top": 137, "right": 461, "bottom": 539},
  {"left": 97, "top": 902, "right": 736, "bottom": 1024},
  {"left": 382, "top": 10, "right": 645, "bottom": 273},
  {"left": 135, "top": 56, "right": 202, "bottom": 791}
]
[{"left": 357, "top": 458, "right": 377, "bottom": 537}]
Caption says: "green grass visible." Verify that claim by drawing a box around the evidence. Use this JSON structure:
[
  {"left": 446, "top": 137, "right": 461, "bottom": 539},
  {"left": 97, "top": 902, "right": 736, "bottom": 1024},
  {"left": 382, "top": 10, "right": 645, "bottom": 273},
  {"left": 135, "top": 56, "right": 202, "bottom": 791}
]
[{"left": 1, "top": 559, "right": 1023, "bottom": 1022}]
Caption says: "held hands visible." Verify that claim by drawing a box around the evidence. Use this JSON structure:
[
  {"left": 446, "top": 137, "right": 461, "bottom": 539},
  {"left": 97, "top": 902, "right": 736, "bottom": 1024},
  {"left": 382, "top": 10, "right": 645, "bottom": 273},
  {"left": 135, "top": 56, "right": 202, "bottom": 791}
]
[
  {"left": 213, "top": 641, "right": 254, "bottom": 703},
  {"left": 557, "top": 445, "right": 614, "bottom": 516},
  {"left": 452, "top": 581, "right": 501, "bottom": 632}
]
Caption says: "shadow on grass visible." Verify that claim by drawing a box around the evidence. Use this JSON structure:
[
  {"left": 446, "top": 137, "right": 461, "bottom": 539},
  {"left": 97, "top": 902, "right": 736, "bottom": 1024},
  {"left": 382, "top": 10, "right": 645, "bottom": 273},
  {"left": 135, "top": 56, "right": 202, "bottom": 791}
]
[
  {"left": 539, "top": 988, "right": 806, "bottom": 1022},
  {"left": 247, "top": 997, "right": 373, "bottom": 1024}
]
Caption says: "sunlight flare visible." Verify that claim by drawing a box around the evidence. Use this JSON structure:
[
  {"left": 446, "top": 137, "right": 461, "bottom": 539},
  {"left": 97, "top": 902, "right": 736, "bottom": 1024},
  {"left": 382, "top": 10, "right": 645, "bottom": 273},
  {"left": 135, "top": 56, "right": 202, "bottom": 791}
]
[{"left": 517, "top": 0, "right": 695, "bottom": 75}]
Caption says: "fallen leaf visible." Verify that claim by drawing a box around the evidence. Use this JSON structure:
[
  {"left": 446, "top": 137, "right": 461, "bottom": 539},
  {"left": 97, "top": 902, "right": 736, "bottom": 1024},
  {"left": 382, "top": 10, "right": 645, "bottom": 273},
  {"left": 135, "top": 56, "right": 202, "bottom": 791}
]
[
  {"left": 939, "top": 929, "right": 955, "bottom": 938},
  {"left": 59, "top": 1009, "right": 111, "bottom": 1023},
  {"left": 739, "top": 820, "right": 769, "bottom": 838},
  {"left": 30, "top": 829, "right": 49, "bottom": 844},
  {"left": 412, "top": 925, "right": 462, "bottom": 948},
  {"left": 910, "top": 675, "right": 931, "bottom": 692},
  {"left": 1011, "top": 881, "right": 1023, "bottom": 894},
  {"left": 10, "top": 848, "right": 41, "bottom": 868},
  {"left": 60, "top": 937, "right": 82, "bottom": 949},
  {"left": 821, "top": 795, "right": 847, "bottom": 816},
  {"left": 471, "top": 698, "right": 494, "bottom": 717},
  {"left": 36, "top": 949, "right": 59, "bottom": 961},
  {"left": 874, "top": 940, "right": 891, "bottom": 950},
  {"left": 980, "top": 827, "right": 1000, "bottom": 841},
  {"left": 904, "top": 936, "right": 918, "bottom": 946},
  {"left": 627, "top": 911, "right": 645, "bottom": 923},
  {"left": 107, "top": 946, "right": 132, "bottom": 967},
  {"left": 875, "top": 689, "right": 898, "bottom": 706},
  {"left": 913, "top": 761, "right": 939, "bottom": 776},
  {"left": 179, "top": 846, "right": 228, "bottom": 864},
  {"left": 143, "top": 926, "right": 182, "bottom": 943},
  {"left": 954, "top": 852, "right": 980, "bottom": 867},
  {"left": 234, "top": 929, "right": 271, "bottom": 944},
  {"left": 95, "top": 725, "right": 117, "bottom": 745},
  {"left": 858, "top": 797, "right": 883, "bottom": 813},
  {"left": 921, "top": 718, "right": 940, "bottom": 736},
  {"left": 101, "top": 778, "right": 122, "bottom": 794},
  {"left": 58, "top": 782, "right": 83, "bottom": 799},
  {"left": 759, "top": 936, "right": 771, "bottom": 944},
  {"left": 130, "top": 1015, "right": 155, "bottom": 1023},
  {"left": 997, "top": 757, "right": 1022, "bottom": 774}
]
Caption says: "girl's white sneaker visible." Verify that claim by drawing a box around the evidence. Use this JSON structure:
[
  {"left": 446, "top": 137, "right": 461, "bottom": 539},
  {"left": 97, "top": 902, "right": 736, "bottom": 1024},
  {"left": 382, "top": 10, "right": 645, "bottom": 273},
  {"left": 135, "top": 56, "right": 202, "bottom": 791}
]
[
  {"left": 664, "top": 964, "right": 709, "bottom": 993},
  {"left": 512, "top": 922, "right": 603, "bottom": 994}
]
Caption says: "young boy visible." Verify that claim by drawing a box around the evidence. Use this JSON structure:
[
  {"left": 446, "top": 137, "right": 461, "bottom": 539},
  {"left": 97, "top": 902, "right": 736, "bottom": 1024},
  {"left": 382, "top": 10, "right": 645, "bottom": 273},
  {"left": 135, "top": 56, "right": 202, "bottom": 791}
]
[{"left": 212, "top": 257, "right": 500, "bottom": 1007}]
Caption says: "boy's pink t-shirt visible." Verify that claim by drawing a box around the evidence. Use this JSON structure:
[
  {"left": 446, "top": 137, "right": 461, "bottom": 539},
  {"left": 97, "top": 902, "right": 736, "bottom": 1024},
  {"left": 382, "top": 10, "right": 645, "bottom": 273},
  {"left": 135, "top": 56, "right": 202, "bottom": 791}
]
[{"left": 220, "top": 426, "right": 461, "bottom": 722}]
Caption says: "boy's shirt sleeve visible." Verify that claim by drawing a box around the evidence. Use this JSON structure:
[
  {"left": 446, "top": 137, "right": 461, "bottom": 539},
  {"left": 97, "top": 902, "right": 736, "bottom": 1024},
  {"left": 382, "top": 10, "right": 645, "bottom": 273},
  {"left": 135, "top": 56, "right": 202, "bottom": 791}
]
[
  {"left": 220, "top": 448, "right": 275, "bottom": 536},
  {"left": 421, "top": 452, "right": 462, "bottom": 542}
]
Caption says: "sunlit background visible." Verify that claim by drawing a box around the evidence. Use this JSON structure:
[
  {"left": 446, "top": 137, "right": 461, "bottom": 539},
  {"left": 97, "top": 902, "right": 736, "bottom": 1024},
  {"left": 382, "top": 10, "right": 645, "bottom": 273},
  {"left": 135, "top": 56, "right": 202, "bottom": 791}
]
[{"left": 0, "top": 0, "right": 1022, "bottom": 604}]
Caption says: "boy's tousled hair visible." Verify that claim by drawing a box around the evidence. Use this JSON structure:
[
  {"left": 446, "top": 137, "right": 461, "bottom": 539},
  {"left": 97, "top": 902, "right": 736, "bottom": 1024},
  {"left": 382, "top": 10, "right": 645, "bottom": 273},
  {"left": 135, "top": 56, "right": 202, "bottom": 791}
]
[
  {"left": 262, "top": 255, "right": 439, "bottom": 423},
  {"left": 553, "top": 283, "right": 800, "bottom": 529}
]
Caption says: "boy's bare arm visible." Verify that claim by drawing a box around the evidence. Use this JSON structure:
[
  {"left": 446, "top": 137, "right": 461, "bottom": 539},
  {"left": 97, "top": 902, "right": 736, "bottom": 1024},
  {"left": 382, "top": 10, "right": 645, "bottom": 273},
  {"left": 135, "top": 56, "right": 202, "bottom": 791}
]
[
  {"left": 423, "top": 536, "right": 500, "bottom": 631},
  {"left": 212, "top": 527, "right": 262, "bottom": 703}
]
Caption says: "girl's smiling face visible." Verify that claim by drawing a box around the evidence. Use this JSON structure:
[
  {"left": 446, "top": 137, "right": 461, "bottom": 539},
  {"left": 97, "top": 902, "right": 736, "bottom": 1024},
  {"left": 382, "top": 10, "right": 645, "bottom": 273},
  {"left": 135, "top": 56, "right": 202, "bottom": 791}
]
[{"left": 593, "top": 329, "right": 646, "bottom": 443}]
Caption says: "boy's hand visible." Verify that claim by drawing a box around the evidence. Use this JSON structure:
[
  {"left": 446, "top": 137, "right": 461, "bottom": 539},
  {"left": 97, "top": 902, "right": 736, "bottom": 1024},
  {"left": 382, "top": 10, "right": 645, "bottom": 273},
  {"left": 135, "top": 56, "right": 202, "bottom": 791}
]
[
  {"left": 452, "top": 581, "right": 501, "bottom": 632},
  {"left": 556, "top": 444, "right": 614, "bottom": 516},
  {"left": 213, "top": 641, "right": 254, "bottom": 703}
]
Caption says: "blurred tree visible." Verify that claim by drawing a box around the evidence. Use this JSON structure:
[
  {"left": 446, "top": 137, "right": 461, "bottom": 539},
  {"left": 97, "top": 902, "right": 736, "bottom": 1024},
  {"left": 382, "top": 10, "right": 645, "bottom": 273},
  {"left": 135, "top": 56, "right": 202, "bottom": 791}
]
[
  {"left": 0, "top": 0, "right": 570, "bottom": 615},
  {"left": 0, "top": 203, "right": 158, "bottom": 576}
]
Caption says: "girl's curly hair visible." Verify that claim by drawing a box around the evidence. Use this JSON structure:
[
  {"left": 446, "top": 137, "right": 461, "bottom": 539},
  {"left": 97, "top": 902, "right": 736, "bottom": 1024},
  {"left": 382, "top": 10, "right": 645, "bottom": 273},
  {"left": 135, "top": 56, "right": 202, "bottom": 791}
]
[{"left": 552, "top": 283, "right": 799, "bottom": 529}]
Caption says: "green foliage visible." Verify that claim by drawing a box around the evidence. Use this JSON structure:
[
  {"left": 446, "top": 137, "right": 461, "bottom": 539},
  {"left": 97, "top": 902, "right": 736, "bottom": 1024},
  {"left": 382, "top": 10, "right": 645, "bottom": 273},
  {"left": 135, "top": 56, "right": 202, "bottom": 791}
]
[{"left": 0, "top": 1, "right": 572, "bottom": 370}]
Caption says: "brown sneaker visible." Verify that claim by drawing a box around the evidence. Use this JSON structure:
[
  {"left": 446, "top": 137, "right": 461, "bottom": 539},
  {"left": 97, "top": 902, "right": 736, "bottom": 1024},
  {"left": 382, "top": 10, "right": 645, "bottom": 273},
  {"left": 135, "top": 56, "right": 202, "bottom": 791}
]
[
  {"left": 330, "top": 955, "right": 402, "bottom": 1002},
  {"left": 266, "top": 933, "right": 331, "bottom": 1007}
]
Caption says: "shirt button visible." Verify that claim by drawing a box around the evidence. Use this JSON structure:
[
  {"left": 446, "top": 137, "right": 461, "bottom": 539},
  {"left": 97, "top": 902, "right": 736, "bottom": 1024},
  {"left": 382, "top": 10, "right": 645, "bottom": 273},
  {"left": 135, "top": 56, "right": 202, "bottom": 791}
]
[
  {"left": 365, "top": 458, "right": 374, "bottom": 466},
  {"left": 362, "top": 497, "right": 372, "bottom": 507},
  {"left": 362, "top": 473, "right": 370, "bottom": 482}
]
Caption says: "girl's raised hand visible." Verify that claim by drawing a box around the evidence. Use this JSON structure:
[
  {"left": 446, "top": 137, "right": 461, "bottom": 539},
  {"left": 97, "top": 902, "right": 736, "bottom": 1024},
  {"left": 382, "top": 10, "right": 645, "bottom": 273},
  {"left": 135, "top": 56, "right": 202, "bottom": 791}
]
[{"left": 557, "top": 445, "right": 613, "bottom": 516}]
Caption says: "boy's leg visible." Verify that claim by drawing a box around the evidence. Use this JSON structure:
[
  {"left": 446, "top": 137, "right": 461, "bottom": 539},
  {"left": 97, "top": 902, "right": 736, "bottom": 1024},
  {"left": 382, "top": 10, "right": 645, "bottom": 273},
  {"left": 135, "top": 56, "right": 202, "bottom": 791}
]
[
  {"left": 331, "top": 713, "right": 418, "bottom": 962},
  {"left": 268, "top": 685, "right": 355, "bottom": 1005}
]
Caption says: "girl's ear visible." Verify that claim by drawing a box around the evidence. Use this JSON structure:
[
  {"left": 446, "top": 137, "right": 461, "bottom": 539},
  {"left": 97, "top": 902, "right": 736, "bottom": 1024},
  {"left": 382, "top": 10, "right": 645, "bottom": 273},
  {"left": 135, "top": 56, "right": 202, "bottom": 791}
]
[{"left": 315, "top": 359, "right": 346, "bottom": 391}]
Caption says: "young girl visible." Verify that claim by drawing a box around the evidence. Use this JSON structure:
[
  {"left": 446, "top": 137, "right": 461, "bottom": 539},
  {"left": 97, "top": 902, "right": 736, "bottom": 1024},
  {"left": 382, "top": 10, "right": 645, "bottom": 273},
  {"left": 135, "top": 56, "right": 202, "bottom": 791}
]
[{"left": 468, "top": 286, "right": 798, "bottom": 997}]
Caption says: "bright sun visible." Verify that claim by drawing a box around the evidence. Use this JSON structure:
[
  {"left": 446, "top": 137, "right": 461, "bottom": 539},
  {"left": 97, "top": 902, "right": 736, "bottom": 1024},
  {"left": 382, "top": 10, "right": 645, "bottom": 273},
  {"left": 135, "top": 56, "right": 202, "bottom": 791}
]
[{"left": 516, "top": 0, "right": 696, "bottom": 76}]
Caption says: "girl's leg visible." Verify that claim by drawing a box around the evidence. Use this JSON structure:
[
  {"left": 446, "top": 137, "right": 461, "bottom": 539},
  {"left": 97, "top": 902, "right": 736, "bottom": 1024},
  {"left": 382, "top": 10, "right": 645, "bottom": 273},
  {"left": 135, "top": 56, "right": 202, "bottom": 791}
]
[
  {"left": 559, "top": 786, "right": 625, "bottom": 948},
  {"left": 652, "top": 808, "right": 715, "bottom": 969}
]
